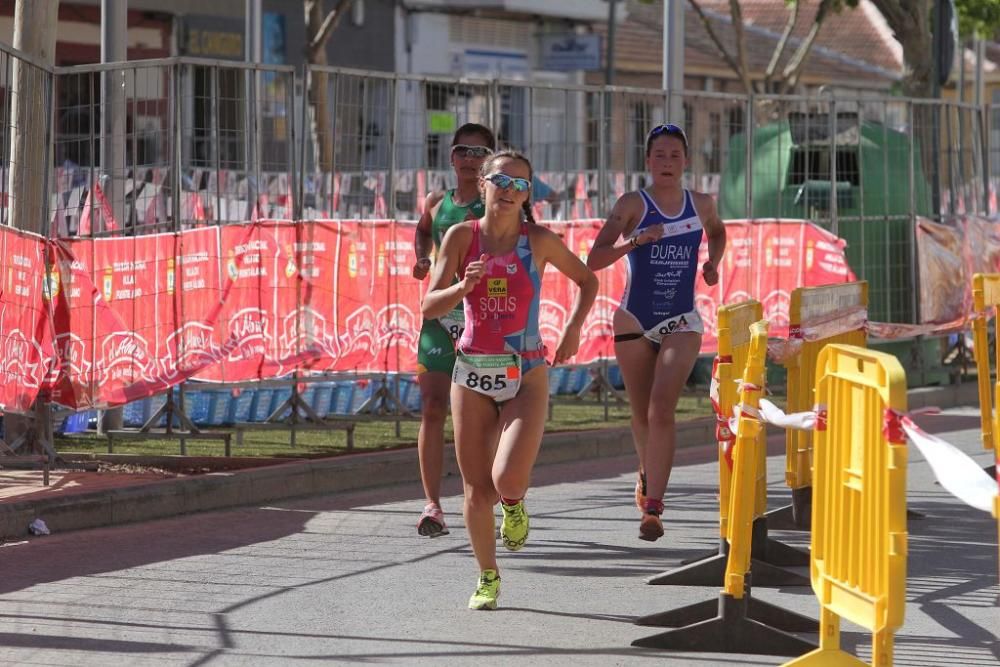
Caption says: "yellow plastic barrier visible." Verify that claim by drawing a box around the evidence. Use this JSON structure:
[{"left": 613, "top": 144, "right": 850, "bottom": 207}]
[
  {"left": 646, "top": 298, "right": 810, "bottom": 589},
  {"left": 723, "top": 319, "right": 768, "bottom": 599},
  {"left": 969, "top": 273, "right": 1000, "bottom": 577},
  {"left": 781, "top": 282, "right": 868, "bottom": 527},
  {"left": 715, "top": 300, "right": 763, "bottom": 541},
  {"left": 971, "top": 273, "right": 1000, "bottom": 453},
  {"left": 634, "top": 318, "right": 818, "bottom": 657},
  {"left": 784, "top": 344, "right": 907, "bottom": 667}
]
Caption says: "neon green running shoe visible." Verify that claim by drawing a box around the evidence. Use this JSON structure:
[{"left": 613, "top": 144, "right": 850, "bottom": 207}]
[
  {"left": 500, "top": 500, "right": 529, "bottom": 551},
  {"left": 468, "top": 569, "right": 501, "bottom": 610}
]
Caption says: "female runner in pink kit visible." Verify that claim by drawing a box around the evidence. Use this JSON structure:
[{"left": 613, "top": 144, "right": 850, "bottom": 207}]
[{"left": 422, "top": 150, "right": 598, "bottom": 609}]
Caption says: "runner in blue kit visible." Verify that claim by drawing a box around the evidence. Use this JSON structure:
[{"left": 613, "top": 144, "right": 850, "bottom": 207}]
[{"left": 587, "top": 123, "right": 726, "bottom": 542}]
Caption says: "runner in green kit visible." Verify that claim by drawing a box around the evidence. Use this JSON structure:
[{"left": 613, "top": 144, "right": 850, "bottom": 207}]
[{"left": 411, "top": 123, "right": 496, "bottom": 537}]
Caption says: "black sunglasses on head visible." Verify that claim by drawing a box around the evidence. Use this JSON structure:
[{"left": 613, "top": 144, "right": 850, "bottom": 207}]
[
  {"left": 451, "top": 144, "right": 494, "bottom": 159},
  {"left": 646, "top": 123, "right": 688, "bottom": 151}
]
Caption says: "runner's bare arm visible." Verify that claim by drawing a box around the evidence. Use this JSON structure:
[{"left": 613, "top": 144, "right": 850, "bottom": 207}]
[
  {"left": 692, "top": 192, "right": 726, "bottom": 286},
  {"left": 413, "top": 191, "right": 445, "bottom": 279},
  {"left": 586, "top": 192, "right": 647, "bottom": 271},
  {"left": 534, "top": 227, "right": 599, "bottom": 364},
  {"left": 422, "top": 223, "right": 482, "bottom": 319}
]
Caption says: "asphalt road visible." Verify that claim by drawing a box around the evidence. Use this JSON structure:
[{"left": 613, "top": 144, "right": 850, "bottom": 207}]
[{"left": 0, "top": 407, "right": 995, "bottom": 666}]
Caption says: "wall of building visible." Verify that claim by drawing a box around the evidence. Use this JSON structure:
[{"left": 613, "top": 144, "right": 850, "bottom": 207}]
[
  {"left": 0, "top": 0, "right": 395, "bottom": 71},
  {"left": 0, "top": 2, "right": 171, "bottom": 64}
]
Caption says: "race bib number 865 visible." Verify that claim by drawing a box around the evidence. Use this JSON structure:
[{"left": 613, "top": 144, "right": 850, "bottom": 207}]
[{"left": 453, "top": 352, "right": 521, "bottom": 402}]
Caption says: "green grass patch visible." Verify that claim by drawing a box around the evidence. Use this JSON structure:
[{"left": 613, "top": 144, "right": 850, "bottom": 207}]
[{"left": 55, "top": 393, "right": 718, "bottom": 459}]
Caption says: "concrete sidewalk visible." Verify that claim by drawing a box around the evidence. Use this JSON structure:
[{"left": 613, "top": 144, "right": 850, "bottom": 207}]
[
  {"left": 0, "top": 402, "right": 994, "bottom": 666},
  {"left": 0, "top": 382, "right": 980, "bottom": 540}
]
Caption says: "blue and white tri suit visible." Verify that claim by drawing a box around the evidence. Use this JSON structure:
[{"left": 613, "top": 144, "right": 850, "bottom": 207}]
[{"left": 617, "top": 189, "right": 704, "bottom": 346}]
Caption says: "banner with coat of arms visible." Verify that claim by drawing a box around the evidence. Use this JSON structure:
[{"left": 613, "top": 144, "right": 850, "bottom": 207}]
[{"left": 0, "top": 218, "right": 857, "bottom": 412}]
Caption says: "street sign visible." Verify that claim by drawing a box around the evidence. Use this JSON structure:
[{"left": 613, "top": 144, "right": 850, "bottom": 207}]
[
  {"left": 540, "top": 34, "right": 602, "bottom": 72},
  {"left": 428, "top": 111, "right": 457, "bottom": 135}
]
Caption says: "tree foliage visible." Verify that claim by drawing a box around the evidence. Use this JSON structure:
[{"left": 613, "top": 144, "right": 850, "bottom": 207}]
[
  {"left": 870, "top": 0, "right": 1000, "bottom": 97},
  {"left": 656, "top": 0, "right": 1000, "bottom": 98},
  {"left": 955, "top": 0, "right": 1000, "bottom": 39}
]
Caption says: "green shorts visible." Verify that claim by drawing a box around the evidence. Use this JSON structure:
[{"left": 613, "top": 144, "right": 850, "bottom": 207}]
[{"left": 417, "top": 319, "right": 457, "bottom": 375}]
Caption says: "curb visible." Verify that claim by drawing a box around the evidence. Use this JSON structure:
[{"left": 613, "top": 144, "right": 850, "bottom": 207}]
[{"left": 0, "top": 382, "right": 978, "bottom": 539}]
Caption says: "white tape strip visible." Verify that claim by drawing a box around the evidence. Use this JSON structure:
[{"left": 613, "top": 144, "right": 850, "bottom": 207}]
[
  {"left": 901, "top": 419, "right": 997, "bottom": 514},
  {"left": 759, "top": 398, "right": 818, "bottom": 431},
  {"left": 731, "top": 397, "right": 997, "bottom": 512}
]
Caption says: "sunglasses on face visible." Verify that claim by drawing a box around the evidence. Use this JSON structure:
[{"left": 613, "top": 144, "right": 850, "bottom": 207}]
[
  {"left": 485, "top": 172, "right": 531, "bottom": 192},
  {"left": 451, "top": 144, "right": 494, "bottom": 159}
]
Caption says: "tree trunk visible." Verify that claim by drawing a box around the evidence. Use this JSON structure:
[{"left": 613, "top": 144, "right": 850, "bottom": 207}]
[
  {"left": 6, "top": 0, "right": 59, "bottom": 448},
  {"left": 899, "top": 33, "right": 934, "bottom": 98},
  {"left": 311, "top": 55, "right": 334, "bottom": 175},
  {"left": 9, "top": 0, "right": 58, "bottom": 235},
  {"left": 306, "top": 1, "right": 352, "bottom": 185},
  {"left": 891, "top": 5, "right": 937, "bottom": 217}
]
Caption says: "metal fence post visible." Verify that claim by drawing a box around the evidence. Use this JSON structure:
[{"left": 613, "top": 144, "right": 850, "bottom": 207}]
[
  {"left": 828, "top": 93, "right": 838, "bottom": 234},
  {"left": 173, "top": 63, "right": 183, "bottom": 233},
  {"left": 285, "top": 69, "right": 299, "bottom": 222},
  {"left": 213, "top": 65, "right": 222, "bottom": 224},
  {"left": 294, "top": 65, "right": 310, "bottom": 218},
  {"left": 245, "top": 65, "right": 258, "bottom": 218},
  {"left": 744, "top": 95, "right": 754, "bottom": 219},
  {"left": 389, "top": 72, "right": 403, "bottom": 435},
  {"left": 330, "top": 69, "right": 338, "bottom": 217},
  {"left": 985, "top": 104, "right": 993, "bottom": 215},
  {"left": 597, "top": 89, "right": 608, "bottom": 217}
]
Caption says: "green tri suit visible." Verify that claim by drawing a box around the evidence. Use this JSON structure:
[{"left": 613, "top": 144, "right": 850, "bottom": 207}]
[{"left": 417, "top": 190, "right": 486, "bottom": 374}]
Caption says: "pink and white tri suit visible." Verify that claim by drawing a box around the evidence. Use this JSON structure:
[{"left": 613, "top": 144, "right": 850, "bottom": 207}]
[{"left": 458, "top": 219, "right": 547, "bottom": 375}]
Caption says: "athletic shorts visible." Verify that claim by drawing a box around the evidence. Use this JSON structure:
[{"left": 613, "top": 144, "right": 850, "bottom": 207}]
[
  {"left": 416, "top": 319, "right": 457, "bottom": 375},
  {"left": 613, "top": 309, "right": 704, "bottom": 353}
]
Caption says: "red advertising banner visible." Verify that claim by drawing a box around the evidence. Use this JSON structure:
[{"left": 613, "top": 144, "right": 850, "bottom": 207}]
[
  {"left": 495, "top": 221, "right": 613, "bottom": 366},
  {"left": 1, "top": 218, "right": 863, "bottom": 412},
  {"left": 538, "top": 222, "right": 572, "bottom": 361},
  {"left": 374, "top": 222, "right": 421, "bottom": 373},
  {"left": 285, "top": 220, "right": 341, "bottom": 373},
  {"left": 205, "top": 221, "right": 325, "bottom": 381},
  {"left": 46, "top": 238, "right": 114, "bottom": 408},
  {"left": 102, "top": 234, "right": 194, "bottom": 403},
  {"left": 559, "top": 220, "right": 621, "bottom": 363},
  {"left": 0, "top": 227, "right": 53, "bottom": 412},
  {"left": 90, "top": 233, "right": 163, "bottom": 401},
  {"left": 47, "top": 228, "right": 228, "bottom": 407},
  {"left": 160, "top": 227, "right": 227, "bottom": 381},
  {"left": 699, "top": 219, "right": 854, "bottom": 350},
  {"left": 330, "top": 219, "right": 380, "bottom": 372},
  {"left": 257, "top": 221, "right": 327, "bottom": 376}
]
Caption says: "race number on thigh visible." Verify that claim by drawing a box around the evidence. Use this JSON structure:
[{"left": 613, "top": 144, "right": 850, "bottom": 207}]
[
  {"left": 647, "top": 309, "right": 704, "bottom": 342},
  {"left": 438, "top": 307, "right": 465, "bottom": 344},
  {"left": 453, "top": 352, "right": 521, "bottom": 402}
]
